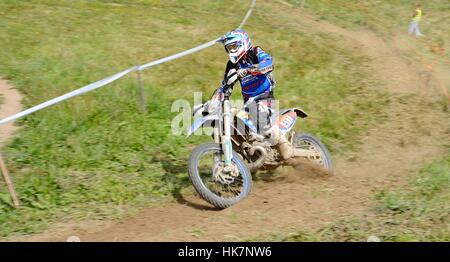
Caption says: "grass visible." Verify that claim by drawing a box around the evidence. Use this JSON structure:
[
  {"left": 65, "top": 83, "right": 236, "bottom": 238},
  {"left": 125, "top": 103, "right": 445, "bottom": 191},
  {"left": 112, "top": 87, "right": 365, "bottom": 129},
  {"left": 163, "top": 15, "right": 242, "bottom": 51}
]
[
  {"left": 0, "top": 0, "right": 386, "bottom": 238},
  {"left": 271, "top": 154, "right": 450, "bottom": 242}
]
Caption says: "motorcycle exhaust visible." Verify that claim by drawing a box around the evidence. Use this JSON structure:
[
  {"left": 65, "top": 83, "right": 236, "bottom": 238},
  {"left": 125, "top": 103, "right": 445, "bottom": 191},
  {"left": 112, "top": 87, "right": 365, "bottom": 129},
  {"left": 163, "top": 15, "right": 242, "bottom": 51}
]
[{"left": 248, "top": 145, "right": 267, "bottom": 173}]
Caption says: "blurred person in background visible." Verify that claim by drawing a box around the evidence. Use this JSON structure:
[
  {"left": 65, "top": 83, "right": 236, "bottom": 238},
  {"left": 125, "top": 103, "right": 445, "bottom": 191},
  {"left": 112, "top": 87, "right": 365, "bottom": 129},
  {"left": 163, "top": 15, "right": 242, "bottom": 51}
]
[{"left": 408, "top": 3, "right": 424, "bottom": 37}]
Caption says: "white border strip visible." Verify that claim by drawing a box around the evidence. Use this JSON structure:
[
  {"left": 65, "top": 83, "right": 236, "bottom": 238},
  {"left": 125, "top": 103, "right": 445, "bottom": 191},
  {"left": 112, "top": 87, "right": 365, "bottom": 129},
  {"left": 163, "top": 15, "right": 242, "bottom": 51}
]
[{"left": 0, "top": 0, "right": 256, "bottom": 126}]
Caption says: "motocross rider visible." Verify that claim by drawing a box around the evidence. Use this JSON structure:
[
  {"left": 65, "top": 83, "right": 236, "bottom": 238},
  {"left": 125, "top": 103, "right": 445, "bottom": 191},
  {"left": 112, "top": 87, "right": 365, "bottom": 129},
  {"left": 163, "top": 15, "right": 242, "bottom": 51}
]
[{"left": 219, "top": 29, "right": 293, "bottom": 160}]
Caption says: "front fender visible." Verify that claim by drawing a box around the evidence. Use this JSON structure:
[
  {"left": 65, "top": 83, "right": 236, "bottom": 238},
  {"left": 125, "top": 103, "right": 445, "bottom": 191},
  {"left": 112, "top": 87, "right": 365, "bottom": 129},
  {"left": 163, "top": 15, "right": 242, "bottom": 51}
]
[{"left": 187, "top": 115, "right": 219, "bottom": 137}]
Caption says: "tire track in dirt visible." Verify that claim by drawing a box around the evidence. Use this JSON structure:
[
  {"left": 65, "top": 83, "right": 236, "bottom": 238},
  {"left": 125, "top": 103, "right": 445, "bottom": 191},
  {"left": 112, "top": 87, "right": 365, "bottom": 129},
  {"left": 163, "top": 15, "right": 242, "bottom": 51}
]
[
  {"left": 21, "top": 3, "right": 450, "bottom": 242},
  {"left": 0, "top": 78, "right": 22, "bottom": 147}
]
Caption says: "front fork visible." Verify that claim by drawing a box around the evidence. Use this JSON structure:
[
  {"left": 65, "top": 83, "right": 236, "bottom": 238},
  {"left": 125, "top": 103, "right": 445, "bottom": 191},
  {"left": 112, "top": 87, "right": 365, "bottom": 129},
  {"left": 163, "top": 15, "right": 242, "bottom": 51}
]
[
  {"left": 212, "top": 99, "right": 232, "bottom": 167},
  {"left": 222, "top": 99, "right": 233, "bottom": 165}
]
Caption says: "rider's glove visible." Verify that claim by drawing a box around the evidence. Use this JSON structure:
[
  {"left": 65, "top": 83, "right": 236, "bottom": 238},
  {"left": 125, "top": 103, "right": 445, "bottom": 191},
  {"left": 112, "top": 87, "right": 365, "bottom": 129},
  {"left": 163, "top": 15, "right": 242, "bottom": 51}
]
[
  {"left": 237, "top": 68, "right": 248, "bottom": 78},
  {"left": 218, "top": 86, "right": 231, "bottom": 97}
]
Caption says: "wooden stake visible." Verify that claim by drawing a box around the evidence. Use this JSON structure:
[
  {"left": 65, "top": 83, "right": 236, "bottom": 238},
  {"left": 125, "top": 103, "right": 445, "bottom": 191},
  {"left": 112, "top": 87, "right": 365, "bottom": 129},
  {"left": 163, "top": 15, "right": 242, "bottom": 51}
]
[
  {"left": 0, "top": 153, "right": 20, "bottom": 207},
  {"left": 301, "top": 0, "right": 306, "bottom": 8},
  {"left": 136, "top": 66, "right": 147, "bottom": 113}
]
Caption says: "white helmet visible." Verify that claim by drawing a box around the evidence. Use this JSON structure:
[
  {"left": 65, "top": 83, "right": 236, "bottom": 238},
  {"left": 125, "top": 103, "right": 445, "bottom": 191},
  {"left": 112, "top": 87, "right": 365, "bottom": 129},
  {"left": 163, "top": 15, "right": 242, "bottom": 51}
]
[{"left": 220, "top": 29, "right": 252, "bottom": 64}]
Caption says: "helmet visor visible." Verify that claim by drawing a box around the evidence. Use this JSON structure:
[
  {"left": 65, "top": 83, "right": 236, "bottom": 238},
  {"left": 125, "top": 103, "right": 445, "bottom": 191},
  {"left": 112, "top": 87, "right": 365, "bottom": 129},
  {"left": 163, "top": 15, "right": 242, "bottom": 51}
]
[{"left": 225, "top": 42, "right": 241, "bottom": 53}]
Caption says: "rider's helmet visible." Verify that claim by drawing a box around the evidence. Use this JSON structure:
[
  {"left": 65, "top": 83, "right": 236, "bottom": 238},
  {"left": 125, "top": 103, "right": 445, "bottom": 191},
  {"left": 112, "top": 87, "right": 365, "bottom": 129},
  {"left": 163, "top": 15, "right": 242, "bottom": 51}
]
[{"left": 220, "top": 29, "right": 252, "bottom": 64}]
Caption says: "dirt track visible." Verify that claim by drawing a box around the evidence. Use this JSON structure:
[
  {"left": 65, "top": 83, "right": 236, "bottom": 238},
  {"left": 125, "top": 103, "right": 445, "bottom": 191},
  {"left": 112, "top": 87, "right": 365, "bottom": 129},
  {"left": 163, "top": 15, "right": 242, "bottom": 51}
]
[
  {"left": 0, "top": 78, "right": 22, "bottom": 147},
  {"left": 5, "top": 3, "right": 450, "bottom": 241}
]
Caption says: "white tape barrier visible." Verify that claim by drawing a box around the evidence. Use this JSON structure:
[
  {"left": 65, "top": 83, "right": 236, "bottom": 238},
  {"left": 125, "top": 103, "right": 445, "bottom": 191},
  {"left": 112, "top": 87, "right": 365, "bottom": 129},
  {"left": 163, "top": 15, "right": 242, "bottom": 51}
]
[
  {"left": 238, "top": 0, "right": 256, "bottom": 29},
  {"left": 0, "top": 37, "right": 223, "bottom": 126},
  {"left": 0, "top": 67, "right": 137, "bottom": 125},
  {"left": 139, "top": 0, "right": 256, "bottom": 72},
  {"left": 138, "top": 38, "right": 221, "bottom": 71},
  {"left": 0, "top": 0, "right": 256, "bottom": 126}
]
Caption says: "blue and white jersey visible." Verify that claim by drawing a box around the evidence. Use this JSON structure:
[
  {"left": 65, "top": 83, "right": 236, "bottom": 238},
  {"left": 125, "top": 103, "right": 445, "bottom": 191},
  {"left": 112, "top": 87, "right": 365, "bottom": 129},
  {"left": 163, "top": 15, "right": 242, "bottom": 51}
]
[{"left": 223, "top": 46, "right": 275, "bottom": 99}]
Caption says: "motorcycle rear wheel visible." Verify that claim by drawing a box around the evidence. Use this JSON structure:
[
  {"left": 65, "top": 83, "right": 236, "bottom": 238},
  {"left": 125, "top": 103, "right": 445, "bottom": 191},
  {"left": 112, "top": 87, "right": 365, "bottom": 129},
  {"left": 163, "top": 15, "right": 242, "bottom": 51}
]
[{"left": 293, "top": 133, "right": 333, "bottom": 171}]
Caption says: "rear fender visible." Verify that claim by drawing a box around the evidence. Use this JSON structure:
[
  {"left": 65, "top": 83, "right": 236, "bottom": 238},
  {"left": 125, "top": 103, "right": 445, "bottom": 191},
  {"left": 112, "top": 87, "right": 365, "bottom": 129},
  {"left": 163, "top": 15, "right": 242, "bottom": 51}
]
[
  {"left": 275, "top": 111, "right": 296, "bottom": 134},
  {"left": 275, "top": 108, "right": 308, "bottom": 134},
  {"left": 293, "top": 108, "right": 308, "bottom": 118}
]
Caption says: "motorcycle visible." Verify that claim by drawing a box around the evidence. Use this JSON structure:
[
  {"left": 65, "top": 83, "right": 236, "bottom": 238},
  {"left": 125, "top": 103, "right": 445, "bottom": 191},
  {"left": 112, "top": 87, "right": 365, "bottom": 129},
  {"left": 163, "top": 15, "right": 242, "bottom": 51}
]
[{"left": 187, "top": 69, "right": 333, "bottom": 209}]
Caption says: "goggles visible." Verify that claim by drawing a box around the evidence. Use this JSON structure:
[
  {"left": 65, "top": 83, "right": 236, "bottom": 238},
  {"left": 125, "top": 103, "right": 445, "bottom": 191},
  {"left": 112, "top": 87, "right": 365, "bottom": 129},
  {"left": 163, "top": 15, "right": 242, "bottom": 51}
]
[{"left": 225, "top": 41, "right": 241, "bottom": 53}]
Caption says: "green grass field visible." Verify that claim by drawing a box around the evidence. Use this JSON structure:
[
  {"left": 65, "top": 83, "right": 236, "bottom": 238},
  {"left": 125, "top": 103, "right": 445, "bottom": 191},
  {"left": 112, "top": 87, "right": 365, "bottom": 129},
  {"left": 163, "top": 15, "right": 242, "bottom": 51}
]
[
  {"left": 0, "top": 0, "right": 447, "bottom": 240},
  {"left": 0, "top": 0, "right": 385, "bottom": 237}
]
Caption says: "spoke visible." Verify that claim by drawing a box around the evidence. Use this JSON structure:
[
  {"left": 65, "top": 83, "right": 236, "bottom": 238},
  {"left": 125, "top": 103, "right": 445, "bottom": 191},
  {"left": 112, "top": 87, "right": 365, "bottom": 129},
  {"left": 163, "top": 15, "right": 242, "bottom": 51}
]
[
  {"left": 296, "top": 139, "right": 326, "bottom": 168},
  {"left": 196, "top": 148, "right": 246, "bottom": 198}
]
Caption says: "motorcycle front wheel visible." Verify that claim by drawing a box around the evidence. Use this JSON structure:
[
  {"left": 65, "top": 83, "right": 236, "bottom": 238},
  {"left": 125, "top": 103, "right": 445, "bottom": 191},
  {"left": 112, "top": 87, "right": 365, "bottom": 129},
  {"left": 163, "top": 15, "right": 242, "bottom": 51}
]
[{"left": 188, "top": 142, "right": 252, "bottom": 209}]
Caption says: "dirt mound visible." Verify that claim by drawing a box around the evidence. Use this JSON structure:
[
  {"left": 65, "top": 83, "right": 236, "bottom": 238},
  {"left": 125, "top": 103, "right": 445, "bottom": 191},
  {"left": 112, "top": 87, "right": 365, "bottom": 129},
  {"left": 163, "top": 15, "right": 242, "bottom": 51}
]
[
  {"left": 0, "top": 79, "right": 22, "bottom": 147},
  {"left": 285, "top": 157, "right": 333, "bottom": 178}
]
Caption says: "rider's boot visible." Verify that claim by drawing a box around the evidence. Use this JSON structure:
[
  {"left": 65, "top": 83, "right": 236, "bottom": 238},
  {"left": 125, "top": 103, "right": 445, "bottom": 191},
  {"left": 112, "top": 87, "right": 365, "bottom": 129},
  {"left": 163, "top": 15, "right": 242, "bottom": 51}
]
[
  {"left": 264, "top": 126, "right": 293, "bottom": 160},
  {"left": 277, "top": 133, "right": 294, "bottom": 160}
]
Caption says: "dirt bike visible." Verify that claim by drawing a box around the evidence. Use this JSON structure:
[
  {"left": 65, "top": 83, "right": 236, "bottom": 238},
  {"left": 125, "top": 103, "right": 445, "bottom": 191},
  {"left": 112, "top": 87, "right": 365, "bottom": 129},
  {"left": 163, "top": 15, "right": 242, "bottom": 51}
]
[{"left": 187, "top": 69, "right": 332, "bottom": 209}]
